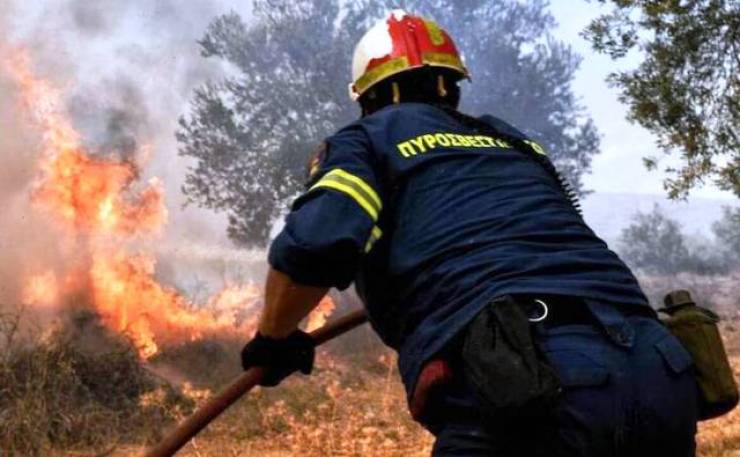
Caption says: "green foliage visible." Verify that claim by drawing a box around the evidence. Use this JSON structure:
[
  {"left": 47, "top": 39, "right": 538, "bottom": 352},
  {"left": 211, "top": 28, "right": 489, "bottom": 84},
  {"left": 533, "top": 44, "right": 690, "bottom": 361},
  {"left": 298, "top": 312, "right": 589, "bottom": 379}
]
[
  {"left": 618, "top": 204, "right": 728, "bottom": 275},
  {"left": 178, "top": 0, "right": 600, "bottom": 246},
  {"left": 584, "top": 0, "right": 740, "bottom": 198},
  {"left": 620, "top": 205, "right": 694, "bottom": 274},
  {"left": 712, "top": 206, "right": 740, "bottom": 264}
]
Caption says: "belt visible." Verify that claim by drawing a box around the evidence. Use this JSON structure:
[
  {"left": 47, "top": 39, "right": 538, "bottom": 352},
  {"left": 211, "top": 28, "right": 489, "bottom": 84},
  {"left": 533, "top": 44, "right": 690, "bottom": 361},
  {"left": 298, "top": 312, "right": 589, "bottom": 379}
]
[
  {"left": 513, "top": 294, "right": 597, "bottom": 328},
  {"left": 514, "top": 294, "right": 655, "bottom": 329}
]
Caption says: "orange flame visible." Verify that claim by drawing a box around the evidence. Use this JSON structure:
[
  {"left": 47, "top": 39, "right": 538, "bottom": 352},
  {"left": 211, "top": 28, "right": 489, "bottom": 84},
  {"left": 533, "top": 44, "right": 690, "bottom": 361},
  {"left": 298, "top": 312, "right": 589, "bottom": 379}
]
[
  {"left": 22, "top": 270, "right": 59, "bottom": 307},
  {"left": 5, "top": 49, "right": 298, "bottom": 358},
  {"left": 89, "top": 253, "right": 259, "bottom": 358},
  {"left": 35, "top": 147, "right": 166, "bottom": 236},
  {"left": 7, "top": 51, "right": 165, "bottom": 237},
  {"left": 306, "top": 296, "right": 337, "bottom": 333}
]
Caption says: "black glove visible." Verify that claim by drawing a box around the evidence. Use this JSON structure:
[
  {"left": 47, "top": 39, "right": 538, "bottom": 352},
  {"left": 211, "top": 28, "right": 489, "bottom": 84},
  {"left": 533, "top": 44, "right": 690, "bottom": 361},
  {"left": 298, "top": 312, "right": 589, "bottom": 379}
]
[{"left": 240, "top": 330, "right": 315, "bottom": 387}]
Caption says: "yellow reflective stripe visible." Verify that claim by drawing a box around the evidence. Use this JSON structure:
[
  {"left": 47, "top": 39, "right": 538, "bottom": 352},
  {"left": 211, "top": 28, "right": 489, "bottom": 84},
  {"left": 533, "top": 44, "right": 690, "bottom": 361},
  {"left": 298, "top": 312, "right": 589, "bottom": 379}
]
[
  {"left": 354, "top": 57, "right": 410, "bottom": 96},
  {"left": 310, "top": 169, "right": 382, "bottom": 221},
  {"left": 326, "top": 169, "right": 382, "bottom": 209},
  {"left": 424, "top": 20, "right": 446, "bottom": 46},
  {"left": 312, "top": 181, "right": 379, "bottom": 220},
  {"left": 364, "top": 226, "right": 383, "bottom": 253},
  {"left": 524, "top": 140, "right": 547, "bottom": 156},
  {"left": 421, "top": 52, "right": 467, "bottom": 76}
]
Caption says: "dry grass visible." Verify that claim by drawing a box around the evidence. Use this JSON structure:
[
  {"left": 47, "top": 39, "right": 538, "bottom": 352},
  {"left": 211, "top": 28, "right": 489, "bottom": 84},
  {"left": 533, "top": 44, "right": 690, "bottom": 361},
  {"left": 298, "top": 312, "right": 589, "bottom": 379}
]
[
  {"left": 6, "top": 307, "right": 740, "bottom": 456},
  {"left": 136, "top": 325, "right": 434, "bottom": 456},
  {"left": 155, "top": 349, "right": 433, "bottom": 457},
  {"left": 696, "top": 323, "right": 740, "bottom": 457},
  {"left": 0, "top": 309, "right": 432, "bottom": 456},
  {"left": 0, "top": 308, "right": 194, "bottom": 456},
  {"left": 698, "top": 376, "right": 740, "bottom": 456}
]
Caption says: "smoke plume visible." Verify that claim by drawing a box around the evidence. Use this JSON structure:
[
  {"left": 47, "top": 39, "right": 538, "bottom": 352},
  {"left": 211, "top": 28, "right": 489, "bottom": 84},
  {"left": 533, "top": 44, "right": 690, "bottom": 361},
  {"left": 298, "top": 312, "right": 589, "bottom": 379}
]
[{"left": 0, "top": 0, "right": 265, "bottom": 309}]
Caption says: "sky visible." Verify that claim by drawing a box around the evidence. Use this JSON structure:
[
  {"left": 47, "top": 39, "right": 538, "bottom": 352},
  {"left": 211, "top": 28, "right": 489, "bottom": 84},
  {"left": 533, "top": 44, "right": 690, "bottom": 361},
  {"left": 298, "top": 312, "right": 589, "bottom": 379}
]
[{"left": 548, "top": 1, "right": 735, "bottom": 200}]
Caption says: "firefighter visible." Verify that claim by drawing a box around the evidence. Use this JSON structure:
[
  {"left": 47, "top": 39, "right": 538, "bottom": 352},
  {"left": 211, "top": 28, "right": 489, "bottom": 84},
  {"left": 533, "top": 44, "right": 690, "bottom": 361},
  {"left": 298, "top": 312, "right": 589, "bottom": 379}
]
[{"left": 241, "top": 10, "right": 698, "bottom": 456}]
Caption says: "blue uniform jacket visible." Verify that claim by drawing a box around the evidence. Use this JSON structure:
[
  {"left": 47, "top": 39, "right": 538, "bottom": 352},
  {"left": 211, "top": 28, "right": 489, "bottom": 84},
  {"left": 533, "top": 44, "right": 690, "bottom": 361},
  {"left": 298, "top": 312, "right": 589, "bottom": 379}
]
[{"left": 269, "top": 103, "right": 649, "bottom": 397}]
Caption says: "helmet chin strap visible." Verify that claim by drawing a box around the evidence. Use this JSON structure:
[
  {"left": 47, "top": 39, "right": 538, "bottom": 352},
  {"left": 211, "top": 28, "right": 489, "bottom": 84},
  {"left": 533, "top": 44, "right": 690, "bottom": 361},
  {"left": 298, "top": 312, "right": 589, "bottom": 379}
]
[
  {"left": 358, "top": 67, "right": 462, "bottom": 117},
  {"left": 437, "top": 75, "right": 447, "bottom": 98},
  {"left": 390, "top": 74, "right": 447, "bottom": 105},
  {"left": 392, "top": 82, "right": 401, "bottom": 104}
]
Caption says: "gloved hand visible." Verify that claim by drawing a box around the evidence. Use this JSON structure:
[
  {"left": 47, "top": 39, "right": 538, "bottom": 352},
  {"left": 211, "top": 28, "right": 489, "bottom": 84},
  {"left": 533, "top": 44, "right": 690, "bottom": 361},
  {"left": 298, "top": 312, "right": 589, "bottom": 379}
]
[{"left": 240, "top": 330, "right": 315, "bottom": 387}]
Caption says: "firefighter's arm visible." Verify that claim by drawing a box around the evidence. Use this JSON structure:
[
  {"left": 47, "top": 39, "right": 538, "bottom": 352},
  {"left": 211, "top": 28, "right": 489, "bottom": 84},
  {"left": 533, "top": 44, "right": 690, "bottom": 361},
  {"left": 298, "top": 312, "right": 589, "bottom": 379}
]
[
  {"left": 258, "top": 268, "right": 328, "bottom": 338},
  {"left": 266, "top": 123, "right": 383, "bottom": 291},
  {"left": 240, "top": 269, "right": 325, "bottom": 387},
  {"left": 242, "top": 125, "right": 381, "bottom": 386}
]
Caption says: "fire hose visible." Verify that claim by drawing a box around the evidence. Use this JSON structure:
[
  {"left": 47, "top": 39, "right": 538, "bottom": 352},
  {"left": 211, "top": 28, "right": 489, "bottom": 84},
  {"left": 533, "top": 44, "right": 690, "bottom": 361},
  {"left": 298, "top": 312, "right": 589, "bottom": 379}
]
[{"left": 144, "top": 309, "right": 368, "bottom": 457}]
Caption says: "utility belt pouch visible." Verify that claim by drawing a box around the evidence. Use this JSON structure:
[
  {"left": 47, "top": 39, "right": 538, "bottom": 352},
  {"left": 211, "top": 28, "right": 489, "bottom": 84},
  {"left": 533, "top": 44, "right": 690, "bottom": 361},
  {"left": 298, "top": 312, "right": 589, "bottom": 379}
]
[
  {"left": 461, "top": 295, "right": 560, "bottom": 418},
  {"left": 660, "top": 290, "right": 739, "bottom": 420}
]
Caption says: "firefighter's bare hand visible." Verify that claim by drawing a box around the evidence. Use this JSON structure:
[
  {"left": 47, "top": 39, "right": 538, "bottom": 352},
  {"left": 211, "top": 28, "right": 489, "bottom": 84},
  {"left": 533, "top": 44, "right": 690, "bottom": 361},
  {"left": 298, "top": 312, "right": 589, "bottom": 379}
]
[{"left": 240, "top": 330, "right": 315, "bottom": 387}]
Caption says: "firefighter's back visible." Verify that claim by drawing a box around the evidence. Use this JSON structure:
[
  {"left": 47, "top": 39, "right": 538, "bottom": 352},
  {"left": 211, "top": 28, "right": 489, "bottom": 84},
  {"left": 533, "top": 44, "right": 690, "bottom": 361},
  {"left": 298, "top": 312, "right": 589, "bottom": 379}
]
[
  {"left": 354, "top": 103, "right": 648, "bottom": 355},
  {"left": 348, "top": 103, "right": 697, "bottom": 456}
]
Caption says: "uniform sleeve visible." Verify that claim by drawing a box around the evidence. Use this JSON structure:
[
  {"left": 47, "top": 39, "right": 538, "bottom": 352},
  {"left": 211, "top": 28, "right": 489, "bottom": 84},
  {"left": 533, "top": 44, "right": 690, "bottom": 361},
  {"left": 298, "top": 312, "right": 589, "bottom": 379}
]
[{"left": 268, "top": 124, "right": 383, "bottom": 290}]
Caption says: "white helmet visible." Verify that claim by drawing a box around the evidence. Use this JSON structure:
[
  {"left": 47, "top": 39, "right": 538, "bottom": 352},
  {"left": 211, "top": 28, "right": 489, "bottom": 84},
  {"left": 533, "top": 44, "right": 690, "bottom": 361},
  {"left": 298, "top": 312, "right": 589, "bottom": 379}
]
[{"left": 349, "top": 10, "right": 469, "bottom": 101}]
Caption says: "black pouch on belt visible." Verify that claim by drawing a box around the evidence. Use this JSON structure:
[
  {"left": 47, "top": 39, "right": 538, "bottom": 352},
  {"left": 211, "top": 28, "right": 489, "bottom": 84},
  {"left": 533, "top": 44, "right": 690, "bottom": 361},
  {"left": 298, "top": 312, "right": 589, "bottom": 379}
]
[
  {"left": 461, "top": 295, "right": 560, "bottom": 419},
  {"left": 659, "top": 290, "right": 739, "bottom": 420}
]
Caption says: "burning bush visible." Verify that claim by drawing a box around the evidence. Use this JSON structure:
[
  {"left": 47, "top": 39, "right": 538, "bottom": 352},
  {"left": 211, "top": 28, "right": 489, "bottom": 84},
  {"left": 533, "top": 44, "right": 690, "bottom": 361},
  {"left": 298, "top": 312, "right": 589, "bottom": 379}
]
[
  {"left": 0, "top": 48, "right": 359, "bottom": 456},
  {"left": 0, "top": 308, "right": 194, "bottom": 456}
]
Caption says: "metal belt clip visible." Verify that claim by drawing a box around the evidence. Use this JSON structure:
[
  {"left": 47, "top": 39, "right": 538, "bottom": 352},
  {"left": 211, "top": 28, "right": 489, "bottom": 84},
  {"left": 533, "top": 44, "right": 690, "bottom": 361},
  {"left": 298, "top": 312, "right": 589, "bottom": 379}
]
[{"left": 528, "top": 299, "right": 549, "bottom": 323}]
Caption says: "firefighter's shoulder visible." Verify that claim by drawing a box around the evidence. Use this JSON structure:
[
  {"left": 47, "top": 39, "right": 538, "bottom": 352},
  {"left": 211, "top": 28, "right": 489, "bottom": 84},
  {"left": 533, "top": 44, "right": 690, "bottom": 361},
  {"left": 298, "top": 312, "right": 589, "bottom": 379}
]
[
  {"left": 305, "top": 141, "right": 328, "bottom": 185},
  {"left": 304, "top": 117, "right": 379, "bottom": 186},
  {"left": 478, "top": 114, "right": 548, "bottom": 156},
  {"left": 478, "top": 114, "right": 528, "bottom": 140}
]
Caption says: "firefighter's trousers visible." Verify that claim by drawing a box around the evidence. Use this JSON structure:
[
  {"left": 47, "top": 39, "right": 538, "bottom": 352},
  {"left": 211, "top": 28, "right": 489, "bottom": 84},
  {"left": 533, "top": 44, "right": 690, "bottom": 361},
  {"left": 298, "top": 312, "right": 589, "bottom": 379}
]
[{"left": 428, "top": 300, "right": 698, "bottom": 457}]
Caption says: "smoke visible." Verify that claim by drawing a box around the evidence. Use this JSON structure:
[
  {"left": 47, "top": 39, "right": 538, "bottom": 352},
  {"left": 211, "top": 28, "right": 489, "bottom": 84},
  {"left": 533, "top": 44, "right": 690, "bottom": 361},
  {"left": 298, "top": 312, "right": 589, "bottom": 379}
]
[
  {"left": 67, "top": 78, "right": 152, "bottom": 160},
  {"left": 0, "top": 63, "right": 63, "bottom": 305},
  {"left": 0, "top": 0, "right": 265, "bottom": 307},
  {"left": 7, "top": 0, "right": 230, "bottom": 172},
  {"left": 68, "top": 0, "right": 125, "bottom": 36}
]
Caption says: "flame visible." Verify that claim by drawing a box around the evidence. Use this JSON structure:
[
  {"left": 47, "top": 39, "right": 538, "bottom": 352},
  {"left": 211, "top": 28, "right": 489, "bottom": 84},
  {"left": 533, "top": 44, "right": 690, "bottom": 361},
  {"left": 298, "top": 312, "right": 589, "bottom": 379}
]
[
  {"left": 7, "top": 52, "right": 165, "bottom": 237},
  {"left": 306, "top": 296, "right": 337, "bottom": 333},
  {"left": 5, "top": 49, "right": 299, "bottom": 358},
  {"left": 34, "top": 146, "right": 166, "bottom": 236},
  {"left": 22, "top": 270, "right": 59, "bottom": 306},
  {"left": 208, "top": 283, "right": 263, "bottom": 312}
]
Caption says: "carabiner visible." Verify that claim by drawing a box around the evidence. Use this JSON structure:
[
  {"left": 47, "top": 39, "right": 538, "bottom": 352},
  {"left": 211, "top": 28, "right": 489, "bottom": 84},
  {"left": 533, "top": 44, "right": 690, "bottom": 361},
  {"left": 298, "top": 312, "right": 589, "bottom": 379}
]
[{"left": 528, "top": 299, "right": 549, "bottom": 323}]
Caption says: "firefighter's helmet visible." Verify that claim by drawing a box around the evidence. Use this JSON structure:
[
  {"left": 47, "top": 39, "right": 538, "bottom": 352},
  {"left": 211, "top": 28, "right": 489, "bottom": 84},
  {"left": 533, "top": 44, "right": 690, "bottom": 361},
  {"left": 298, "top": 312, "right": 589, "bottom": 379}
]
[{"left": 349, "top": 10, "right": 469, "bottom": 101}]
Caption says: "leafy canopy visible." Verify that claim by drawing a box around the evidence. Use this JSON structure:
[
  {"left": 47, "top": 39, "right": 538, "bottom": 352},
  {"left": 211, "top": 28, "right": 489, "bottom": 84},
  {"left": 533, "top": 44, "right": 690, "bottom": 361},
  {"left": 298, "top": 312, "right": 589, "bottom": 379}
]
[
  {"left": 178, "top": 0, "right": 600, "bottom": 246},
  {"left": 584, "top": 0, "right": 740, "bottom": 198},
  {"left": 618, "top": 204, "right": 738, "bottom": 275},
  {"left": 713, "top": 206, "right": 740, "bottom": 257}
]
